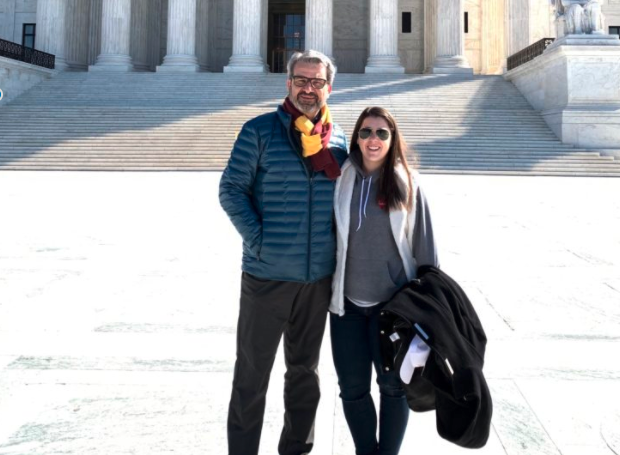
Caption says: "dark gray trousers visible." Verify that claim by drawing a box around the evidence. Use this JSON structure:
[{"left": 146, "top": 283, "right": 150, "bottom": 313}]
[{"left": 227, "top": 272, "right": 331, "bottom": 455}]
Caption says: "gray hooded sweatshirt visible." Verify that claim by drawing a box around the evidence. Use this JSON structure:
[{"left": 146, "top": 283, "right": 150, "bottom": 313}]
[{"left": 343, "top": 151, "right": 438, "bottom": 306}]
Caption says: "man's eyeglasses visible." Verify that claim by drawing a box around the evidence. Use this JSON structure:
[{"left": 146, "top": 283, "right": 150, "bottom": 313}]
[
  {"left": 358, "top": 127, "right": 392, "bottom": 141},
  {"left": 291, "top": 76, "right": 328, "bottom": 90}
]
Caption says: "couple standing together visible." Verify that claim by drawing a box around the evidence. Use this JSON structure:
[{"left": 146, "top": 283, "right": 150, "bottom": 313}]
[{"left": 219, "top": 49, "right": 439, "bottom": 455}]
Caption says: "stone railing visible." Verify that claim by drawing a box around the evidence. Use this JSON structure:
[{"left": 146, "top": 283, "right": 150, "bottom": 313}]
[
  {"left": 0, "top": 56, "right": 55, "bottom": 106},
  {"left": 0, "top": 38, "right": 56, "bottom": 70},
  {"left": 507, "top": 38, "right": 555, "bottom": 71}
]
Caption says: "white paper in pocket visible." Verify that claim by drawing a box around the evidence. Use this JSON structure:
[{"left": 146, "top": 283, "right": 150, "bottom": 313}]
[{"left": 400, "top": 335, "right": 431, "bottom": 384}]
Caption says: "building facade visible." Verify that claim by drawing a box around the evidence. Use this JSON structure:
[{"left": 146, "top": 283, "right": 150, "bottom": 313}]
[{"left": 1, "top": 0, "right": 620, "bottom": 74}]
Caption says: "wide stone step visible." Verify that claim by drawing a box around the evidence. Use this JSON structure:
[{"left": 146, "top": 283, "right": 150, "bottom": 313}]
[
  {"left": 2, "top": 163, "right": 619, "bottom": 178},
  {"left": 0, "top": 150, "right": 599, "bottom": 158},
  {"left": 0, "top": 136, "right": 567, "bottom": 143},
  {"left": 0, "top": 156, "right": 616, "bottom": 167},
  {"left": 0, "top": 145, "right": 584, "bottom": 153},
  {"left": 1, "top": 152, "right": 615, "bottom": 164},
  {"left": 2, "top": 72, "right": 618, "bottom": 176},
  {"left": 0, "top": 129, "right": 558, "bottom": 136},
  {"left": 0, "top": 141, "right": 588, "bottom": 148}
]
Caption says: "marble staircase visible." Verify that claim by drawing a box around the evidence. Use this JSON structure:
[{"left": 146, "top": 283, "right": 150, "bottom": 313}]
[{"left": 0, "top": 71, "right": 619, "bottom": 176}]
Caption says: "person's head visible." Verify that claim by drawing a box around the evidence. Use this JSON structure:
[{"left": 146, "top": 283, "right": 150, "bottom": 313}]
[
  {"left": 286, "top": 50, "right": 336, "bottom": 118},
  {"left": 351, "top": 106, "right": 414, "bottom": 211}
]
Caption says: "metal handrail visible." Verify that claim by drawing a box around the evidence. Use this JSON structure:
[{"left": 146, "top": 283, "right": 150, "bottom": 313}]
[
  {"left": 0, "top": 38, "right": 55, "bottom": 70},
  {"left": 507, "top": 38, "right": 555, "bottom": 71}
]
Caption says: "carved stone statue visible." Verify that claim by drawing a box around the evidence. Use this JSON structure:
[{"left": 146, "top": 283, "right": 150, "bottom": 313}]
[
  {"left": 566, "top": 3, "right": 585, "bottom": 34},
  {"left": 585, "top": 0, "right": 605, "bottom": 34},
  {"left": 550, "top": 0, "right": 606, "bottom": 35}
]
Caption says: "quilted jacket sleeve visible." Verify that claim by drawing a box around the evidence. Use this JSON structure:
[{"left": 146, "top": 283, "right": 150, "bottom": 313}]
[{"left": 219, "top": 121, "right": 263, "bottom": 257}]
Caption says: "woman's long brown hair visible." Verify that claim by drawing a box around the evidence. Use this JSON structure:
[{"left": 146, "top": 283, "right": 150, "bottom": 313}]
[{"left": 350, "top": 106, "right": 414, "bottom": 211}]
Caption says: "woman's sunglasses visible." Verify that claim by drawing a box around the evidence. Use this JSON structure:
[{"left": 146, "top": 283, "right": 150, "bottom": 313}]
[{"left": 358, "top": 127, "right": 391, "bottom": 141}]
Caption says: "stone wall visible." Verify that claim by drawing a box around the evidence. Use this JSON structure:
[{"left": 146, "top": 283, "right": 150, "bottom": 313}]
[
  {"left": 0, "top": 0, "right": 15, "bottom": 42},
  {"left": 0, "top": 0, "right": 36, "bottom": 44},
  {"left": 399, "top": 0, "right": 424, "bottom": 73},
  {"left": 333, "top": 0, "right": 368, "bottom": 73},
  {"left": 529, "top": 0, "right": 554, "bottom": 43},
  {"left": 506, "top": 0, "right": 531, "bottom": 56},
  {"left": 130, "top": 0, "right": 149, "bottom": 71},
  {"left": 0, "top": 55, "right": 53, "bottom": 106},
  {"left": 209, "top": 0, "right": 232, "bottom": 72},
  {"left": 196, "top": 0, "right": 210, "bottom": 70},
  {"left": 88, "top": 0, "right": 101, "bottom": 66},
  {"left": 465, "top": 0, "right": 481, "bottom": 73},
  {"left": 605, "top": 0, "right": 620, "bottom": 32},
  {"left": 481, "top": 0, "right": 506, "bottom": 74}
]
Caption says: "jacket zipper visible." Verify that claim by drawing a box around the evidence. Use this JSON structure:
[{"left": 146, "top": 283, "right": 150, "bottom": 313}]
[
  {"left": 307, "top": 171, "right": 314, "bottom": 281},
  {"left": 284, "top": 111, "right": 315, "bottom": 282}
]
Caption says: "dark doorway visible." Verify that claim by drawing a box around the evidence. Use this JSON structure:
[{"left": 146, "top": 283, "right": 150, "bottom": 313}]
[{"left": 268, "top": 1, "right": 305, "bottom": 73}]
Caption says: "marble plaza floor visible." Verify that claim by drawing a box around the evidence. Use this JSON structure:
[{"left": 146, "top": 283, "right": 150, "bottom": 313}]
[{"left": 0, "top": 171, "right": 619, "bottom": 455}]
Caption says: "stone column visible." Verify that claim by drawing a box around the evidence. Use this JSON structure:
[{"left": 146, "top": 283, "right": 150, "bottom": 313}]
[
  {"left": 365, "top": 0, "right": 404, "bottom": 73},
  {"left": 306, "top": 0, "right": 334, "bottom": 62},
  {"left": 432, "top": 0, "right": 472, "bottom": 74},
  {"left": 224, "top": 0, "right": 267, "bottom": 73},
  {"left": 35, "top": 0, "right": 68, "bottom": 70},
  {"left": 157, "top": 0, "right": 199, "bottom": 72},
  {"left": 90, "top": 0, "right": 133, "bottom": 72}
]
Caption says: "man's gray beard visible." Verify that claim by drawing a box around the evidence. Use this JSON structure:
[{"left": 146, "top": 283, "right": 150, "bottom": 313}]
[{"left": 289, "top": 90, "right": 324, "bottom": 117}]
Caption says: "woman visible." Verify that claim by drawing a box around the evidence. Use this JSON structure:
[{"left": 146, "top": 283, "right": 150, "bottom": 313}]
[{"left": 329, "top": 106, "right": 439, "bottom": 455}]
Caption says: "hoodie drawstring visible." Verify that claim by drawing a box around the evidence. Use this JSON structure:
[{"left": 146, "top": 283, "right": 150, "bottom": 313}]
[{"left": 356, "top": 175, "right": 373, "bottom": 232}]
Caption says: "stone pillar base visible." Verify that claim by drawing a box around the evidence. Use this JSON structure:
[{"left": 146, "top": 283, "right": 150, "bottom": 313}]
[
  {"left": 224, "top": 55, "right": 267, "bottom": 73},
  {"left": 53, "top": 59, "right": 69, "bottom": 71},
  {"left": 157, "top": 55, "right": 200, "bottom": 72},
  {"left": 431, "top": 55, "right": 473, "bottom": 75},
  {"left": 365, "top": 56, "right": 405, "bottom": 74},
  {"left": 89, "top": 54, "right": 133, "bottom": 72}
]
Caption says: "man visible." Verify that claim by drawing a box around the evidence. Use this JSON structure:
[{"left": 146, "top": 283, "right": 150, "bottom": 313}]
[{"left": 219, "top": 50, "right": 348, "bottom": 455}]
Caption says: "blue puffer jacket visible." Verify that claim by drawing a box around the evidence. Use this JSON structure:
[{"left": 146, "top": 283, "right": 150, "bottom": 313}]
[{"left": 219, "top": 105, "right": 348, "bottom": 283}]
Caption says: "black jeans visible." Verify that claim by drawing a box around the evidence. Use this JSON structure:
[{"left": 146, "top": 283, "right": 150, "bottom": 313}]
[
  {"left": 227, "top": 272, "right": 331, "bottom": 455},
  {"left": 330, "top": 299, "right": 410, "bottom": 455}
]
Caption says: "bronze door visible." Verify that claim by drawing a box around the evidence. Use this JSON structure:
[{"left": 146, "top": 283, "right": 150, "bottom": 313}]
[{"left": 269, "top": 13, "right": 305, "bottom": 73}]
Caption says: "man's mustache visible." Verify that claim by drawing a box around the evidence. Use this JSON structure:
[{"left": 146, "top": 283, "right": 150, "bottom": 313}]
[{"left": 297, "top": 92, "right": 318, "bottom": 101}]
